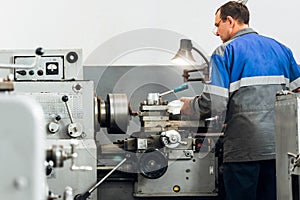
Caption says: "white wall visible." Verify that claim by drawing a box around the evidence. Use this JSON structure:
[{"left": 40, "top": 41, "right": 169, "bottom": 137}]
[{"left": 0, "top": 0, "right": 299, "bottom": 65}]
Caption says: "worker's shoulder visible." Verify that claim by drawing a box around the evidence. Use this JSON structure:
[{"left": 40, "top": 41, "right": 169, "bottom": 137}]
[
  {"left": 211, "top": 32, "right": 253, "bottom": 56},
  {"left": 213, "top": 33, "right": 289, "bottom": 57},
  {"left": 255, "top": 34, "right": 292, "bottom": 53}
]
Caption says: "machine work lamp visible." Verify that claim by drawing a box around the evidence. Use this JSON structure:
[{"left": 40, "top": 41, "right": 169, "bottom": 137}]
[{"left": 171, "top": 39, "right": 209, "bottom": 82}]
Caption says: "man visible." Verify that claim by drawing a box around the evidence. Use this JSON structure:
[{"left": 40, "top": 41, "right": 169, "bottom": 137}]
[{"left": 181, "top": 1, "right": 300, "bottom": 200}]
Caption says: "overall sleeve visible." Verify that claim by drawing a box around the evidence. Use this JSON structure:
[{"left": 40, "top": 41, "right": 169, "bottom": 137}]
[
  {"left": 191, "top": 45, "right": 230, "bottom": 119},
  {"left": 287, "top": 48, "right": 300, "bottom": 91}
]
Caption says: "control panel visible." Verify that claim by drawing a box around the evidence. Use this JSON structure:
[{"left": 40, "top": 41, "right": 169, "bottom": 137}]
[
  {"left": 14, "top": 56, "right": 64, "bottom": 80},
  {"left": 13, "top": 81, "right": 96, "bottom": 140},
  {"left": 0, "top": 49, "right": 84, "bottom": 81}
]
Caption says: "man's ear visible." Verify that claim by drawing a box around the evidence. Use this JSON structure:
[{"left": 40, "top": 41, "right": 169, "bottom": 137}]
[{"left": 227, "top": 16, "right": 234, "bottom": 25}]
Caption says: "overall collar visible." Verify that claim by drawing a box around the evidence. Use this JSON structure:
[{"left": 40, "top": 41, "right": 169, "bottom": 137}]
[{"left": 231, "top": 27, "right": 257, "bottom": 40}]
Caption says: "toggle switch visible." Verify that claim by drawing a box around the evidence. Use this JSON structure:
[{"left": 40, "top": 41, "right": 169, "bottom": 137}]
[{"left": 16, "top": 70, "right": 26, "bottom": 76}]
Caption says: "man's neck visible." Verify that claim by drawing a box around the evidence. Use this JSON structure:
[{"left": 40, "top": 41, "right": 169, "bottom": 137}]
[{"left": 232, "top": 24, "right": 249, "bottom": 37}]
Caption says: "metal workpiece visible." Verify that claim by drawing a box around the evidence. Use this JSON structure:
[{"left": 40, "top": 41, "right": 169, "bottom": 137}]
[
  {"left": 107, "top": 93, "right": 130, "bottom": 133},
  {"left": 98, "top": 93, "right": 130, "bottom": 134}
]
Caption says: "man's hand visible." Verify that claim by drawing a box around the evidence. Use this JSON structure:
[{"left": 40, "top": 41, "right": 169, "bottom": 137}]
[{"left": 180, "top": 97, "right": 194, "bottom": 115}]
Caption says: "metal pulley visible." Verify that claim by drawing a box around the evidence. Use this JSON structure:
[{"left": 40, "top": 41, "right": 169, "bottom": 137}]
[
  {"left": 98, "top": 93, "right": 129, "bottom": 134},
  {"left": 138, "top": 149, "right": 168, "bottom": 179}
]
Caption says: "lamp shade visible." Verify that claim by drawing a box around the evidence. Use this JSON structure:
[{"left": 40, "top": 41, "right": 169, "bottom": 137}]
[{"left": 171, "top": 39, "right": 196, "bottom": 65}]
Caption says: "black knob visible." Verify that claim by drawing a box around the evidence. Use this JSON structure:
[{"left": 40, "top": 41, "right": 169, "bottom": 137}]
[
  {"left": 74, "top": 194, "right": 83, "bottom": 200},
  {"left": 55, "top": 115, "right": 61, "bottom": 121},
  {"left": 29, "top": 70, "right": 34, "bottom": 75},
  {"left": 74, "top": 192, "right": 90, "bottom": 200},
  {"left": 35, "top": 47, "right": 44, "bottom": 56},
  {"left": 62, "top": 95, "right": 68, "bottom": 102},
  {"left": 66, "top": 51, "right": 78, "bottom": 63},
  {"left": 37, "top": 70, "right": 43, "bottom": 76},
  {"left": 46, "top": 165, "right": 53, "bottom": 176}
]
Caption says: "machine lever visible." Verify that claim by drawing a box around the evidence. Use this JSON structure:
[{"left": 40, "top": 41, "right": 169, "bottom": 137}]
[
  {"left": 159, "top": 83, "right": 188, "bottom": 97},
  {"left": 205, "top": 116, "right": 219, "bottom": 122},
  {"left": 74, "top": 158, "right": 127, "bottom": 200},
  {"left": 0, "top": 47, "right": 44, "bottom": 69},
  {"left": 62, "top": 95, "right": 74, "bottom": 123},
  {"left": 62, "top": 95, "right": 83, "bottom": 138},
  {"left": 69, "top": 141, "right": 92, "bottom": 171}
]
